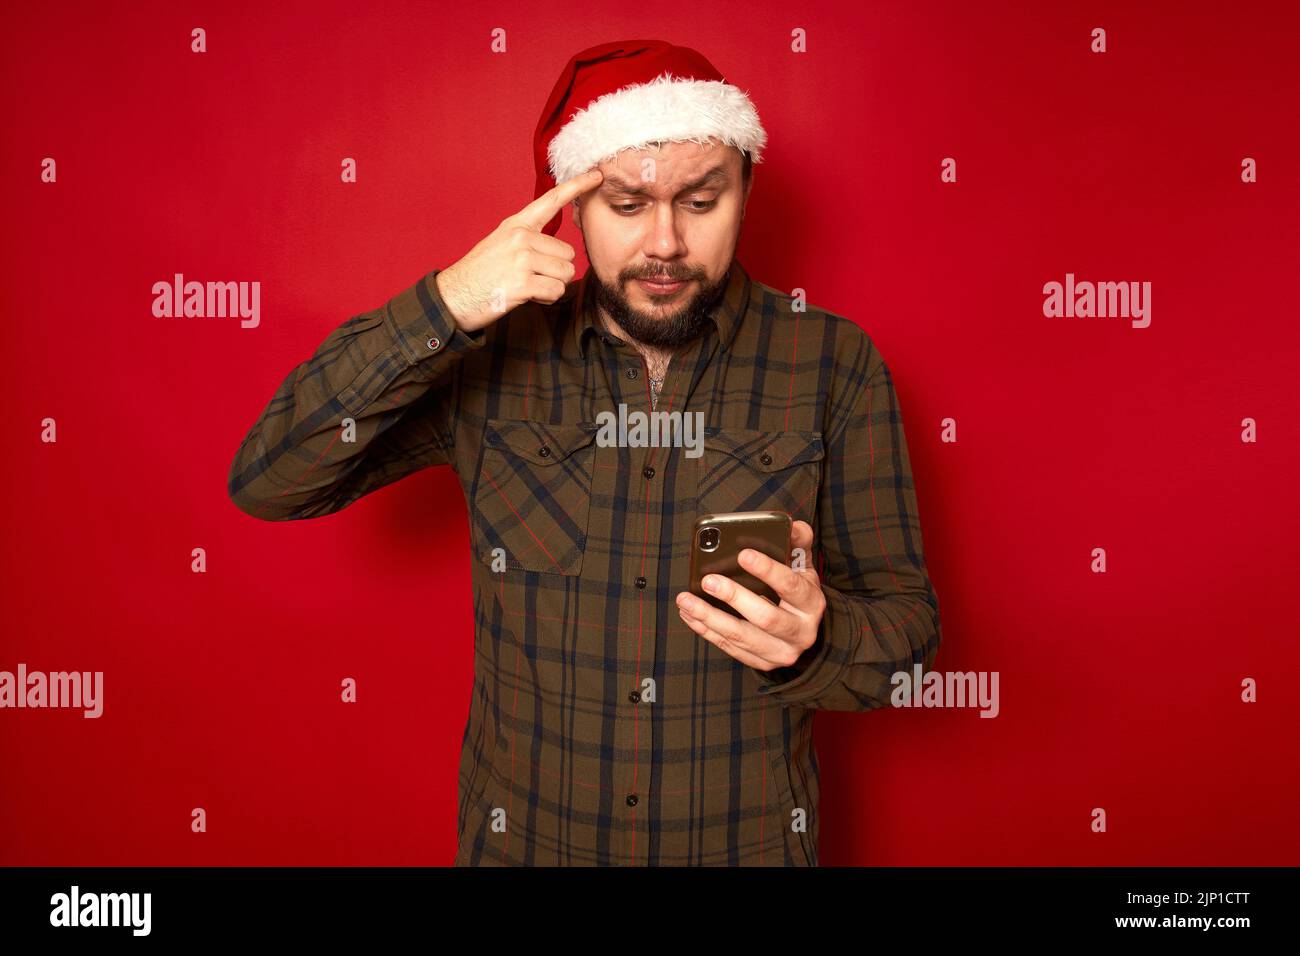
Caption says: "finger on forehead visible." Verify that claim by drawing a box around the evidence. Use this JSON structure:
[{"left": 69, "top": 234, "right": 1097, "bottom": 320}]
[
  {"left": 526, "top": 230, "right": 577, "bottom": 259},
  {"left": 517, "top": 169, "right": 603, "bottom": 230}
]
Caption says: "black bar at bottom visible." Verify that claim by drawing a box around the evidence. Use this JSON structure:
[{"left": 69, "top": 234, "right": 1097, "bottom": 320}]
[{"left": 0, "top": 866, "right": 1290, "bottom": 942}]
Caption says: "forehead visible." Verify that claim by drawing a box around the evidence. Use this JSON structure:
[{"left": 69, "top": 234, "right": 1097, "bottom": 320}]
[{"left": 597, "top": 140, "right": 741, "bottom": 191}]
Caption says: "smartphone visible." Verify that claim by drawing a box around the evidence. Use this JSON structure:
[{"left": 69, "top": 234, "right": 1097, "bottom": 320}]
[{"left": 689, "top": 511, "right": 793, "bottom": 617}]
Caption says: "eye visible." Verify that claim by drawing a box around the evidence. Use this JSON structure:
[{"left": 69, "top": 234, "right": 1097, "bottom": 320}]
[{"left": 609, "top": 199, "right": 718, "bottom": 215}]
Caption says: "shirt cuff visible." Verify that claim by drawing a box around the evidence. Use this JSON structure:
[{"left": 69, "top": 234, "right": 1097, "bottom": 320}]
[{"left": 383, "top": 268, "right": 487, "bottom": 370}]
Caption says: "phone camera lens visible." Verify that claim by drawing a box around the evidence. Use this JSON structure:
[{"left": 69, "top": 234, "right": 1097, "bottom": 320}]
[{"left": 699, "top": 527, "right": 720, "bottom": 552}]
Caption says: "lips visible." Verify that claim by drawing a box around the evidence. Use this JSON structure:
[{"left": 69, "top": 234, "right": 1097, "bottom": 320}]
[{"left": 638, "top": 277, "right": 687, "bottom": 295}]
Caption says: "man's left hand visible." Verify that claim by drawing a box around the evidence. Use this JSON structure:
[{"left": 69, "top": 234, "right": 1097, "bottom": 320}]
[{"left": 675, "top": 519, "right": 826, "bottom": 673}]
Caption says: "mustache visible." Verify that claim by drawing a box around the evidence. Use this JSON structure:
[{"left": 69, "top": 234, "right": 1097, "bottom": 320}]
[{"left": 626, "top": 267, "right": 698, "bottom": 282}]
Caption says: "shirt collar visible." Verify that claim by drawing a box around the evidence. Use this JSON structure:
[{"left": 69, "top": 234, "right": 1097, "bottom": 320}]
[{"left": 575, "top": 258, "right": 752, "bottom": 359}]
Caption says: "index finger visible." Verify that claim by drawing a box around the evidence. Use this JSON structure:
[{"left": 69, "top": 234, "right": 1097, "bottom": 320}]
[
  {"left": 515, "top": 168, "right": 604, "bottom": 232},
  {"left": 736, "top": 546, "right": 808, "bottom": 606}
]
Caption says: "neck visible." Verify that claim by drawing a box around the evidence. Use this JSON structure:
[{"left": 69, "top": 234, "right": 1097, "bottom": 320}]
[{"left": 598, "top": 308, "right": 675, "bottom": 372}]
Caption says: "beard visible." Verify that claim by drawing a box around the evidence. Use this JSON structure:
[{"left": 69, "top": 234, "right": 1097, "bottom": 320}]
[{"left": 592, "top": 262, "right": 730, "bottom": 350}]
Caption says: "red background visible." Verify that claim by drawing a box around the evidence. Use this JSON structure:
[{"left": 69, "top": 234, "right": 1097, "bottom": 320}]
[{"left": 2, "top": 0, "right": 1297, "bottom": 865}]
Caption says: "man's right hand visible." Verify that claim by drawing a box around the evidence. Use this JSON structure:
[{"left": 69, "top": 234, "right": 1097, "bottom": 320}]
[{"left": 433, "top": 168, "right": 605, "bottom": 334}]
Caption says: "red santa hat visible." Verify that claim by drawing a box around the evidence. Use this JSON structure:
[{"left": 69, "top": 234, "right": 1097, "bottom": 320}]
[{"left": 533, "top": 39, "right": 768, "bottom": 236}]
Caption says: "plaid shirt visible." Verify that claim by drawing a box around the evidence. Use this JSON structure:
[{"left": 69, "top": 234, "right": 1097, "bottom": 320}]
[{"left": 227, "top": 258, "right": 942, "bottom": 866}]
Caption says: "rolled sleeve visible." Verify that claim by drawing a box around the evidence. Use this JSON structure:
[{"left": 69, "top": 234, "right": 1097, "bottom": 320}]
[{"left": 384, "top": 268, "right": 487, "bottom": 372}]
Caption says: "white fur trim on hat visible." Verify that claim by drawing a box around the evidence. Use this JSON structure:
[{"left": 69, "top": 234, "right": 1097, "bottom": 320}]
[{"left": 547, "top": 72, "right": 767, "bottom": 183}]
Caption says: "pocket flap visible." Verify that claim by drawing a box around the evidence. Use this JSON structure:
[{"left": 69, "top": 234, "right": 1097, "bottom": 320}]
[
  {"left": 703, "top": 427, "right": 824, "bottom": 472},
  {"left": 483, "top": 420, "right": 598, "bottom": 465}
]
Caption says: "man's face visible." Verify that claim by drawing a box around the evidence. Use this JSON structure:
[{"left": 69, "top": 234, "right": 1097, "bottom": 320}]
[{"left": 574, "top": 139, "right": 751, "bottom": 350}]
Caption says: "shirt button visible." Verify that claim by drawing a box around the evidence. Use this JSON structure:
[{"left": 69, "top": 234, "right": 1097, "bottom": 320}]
[
  {"left": 642, "top": 466, "right": 655, "bottom": 479},
  {"left": 628, "top": 690, "right": 640, "bottom": 703},
  {"left": 635, "top": 576, "right": 646, "bottom": 589},
  {"left": 626, "top": 794, "right": 638, "bottom": 807},
  {"left": 626, "top": 367, "right": 639, "bottom": 379},
  {"left": 427, "top": 336, "right": 441, "bottom": 352},
  {"left": 538, "top": 446, "right": 551, "bottom": 458},
  {"left": 760, "top": 452, "right": 773, "bottom": 466}
]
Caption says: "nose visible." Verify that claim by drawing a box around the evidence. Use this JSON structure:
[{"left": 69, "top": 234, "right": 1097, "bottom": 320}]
[{"left": 641, "top": 198, "right": 687, "bottom": 263}]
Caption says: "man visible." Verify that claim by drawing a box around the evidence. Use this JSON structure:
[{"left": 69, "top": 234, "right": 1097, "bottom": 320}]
[{"left": 227, "top": 39, "right": 942, "bottom": 866}]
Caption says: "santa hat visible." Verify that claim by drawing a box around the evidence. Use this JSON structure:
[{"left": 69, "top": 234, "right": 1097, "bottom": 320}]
[{"left": 533, "top": 39, "right": 767, "bottom": 236}]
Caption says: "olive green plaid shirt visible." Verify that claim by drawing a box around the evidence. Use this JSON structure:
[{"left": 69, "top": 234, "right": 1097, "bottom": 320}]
[{"left": 227, "top": 258, "right": 942, "bottom": 866}]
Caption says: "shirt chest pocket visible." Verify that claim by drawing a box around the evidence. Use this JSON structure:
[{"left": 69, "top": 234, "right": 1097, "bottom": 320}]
[
  {"left": 697, "top": 427, "right": 825, "bottom": 526},
  {"left": 471, "top": 419, "right": 598, "bottom": 576}
]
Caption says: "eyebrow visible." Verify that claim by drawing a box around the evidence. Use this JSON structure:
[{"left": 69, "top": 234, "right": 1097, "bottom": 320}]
[{"left": 600, "top": 164, "right": 730, "bottom": 197}]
